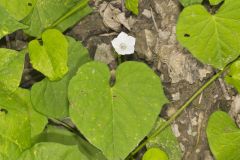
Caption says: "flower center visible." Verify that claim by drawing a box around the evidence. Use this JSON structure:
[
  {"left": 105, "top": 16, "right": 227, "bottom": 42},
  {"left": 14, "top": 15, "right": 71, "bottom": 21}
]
[{"left": 119, "top": 43, "right": 127, "bottom": 50}]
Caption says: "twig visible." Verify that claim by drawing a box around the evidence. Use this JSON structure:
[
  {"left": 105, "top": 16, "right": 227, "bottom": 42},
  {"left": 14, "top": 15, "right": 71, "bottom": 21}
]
[
  {"left": 121, "top": 0, "right": 125, "bottom": 12},
  {"left": 150, "top": 7, "right": 160, "bottom": 37},
  {"left": 196, "top": 111, "right": 204, "bottom": 146},
  {"left": 218, "top": 78, "right": 231, "bottom": 100},
  {"left": 198, "top": 92, "right": 203, "bottom": 104}
]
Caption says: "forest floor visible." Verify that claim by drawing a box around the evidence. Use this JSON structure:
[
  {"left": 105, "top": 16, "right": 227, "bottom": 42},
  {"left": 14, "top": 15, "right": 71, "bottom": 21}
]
[{"left": 2, "top": 0, "right": 239, "bottom": 159}]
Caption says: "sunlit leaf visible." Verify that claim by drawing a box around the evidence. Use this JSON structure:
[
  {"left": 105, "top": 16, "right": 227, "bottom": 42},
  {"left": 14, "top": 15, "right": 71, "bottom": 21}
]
[
  {"left": 0, "top": 49, "right": 25, "bottom": 92},
  {"left": 28, "top": 29, "right": 68, "bottom": 81},
  {"left": 177, "top": 0, "right": 240, "bottom": 69},
  {"left": 207, "top": 111, "right": 240, "bottom": 160}
]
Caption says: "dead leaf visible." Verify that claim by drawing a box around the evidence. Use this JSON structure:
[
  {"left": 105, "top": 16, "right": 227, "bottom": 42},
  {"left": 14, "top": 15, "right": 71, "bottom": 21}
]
[
  {"left": 135, "top": 29, "right": 156, "bottom": 61},
  {"left": 99, "top": 1, "right": 134, "bottom": 31},
  {"left": 99, "top": 2, "right": 122, "bottom": 31}
]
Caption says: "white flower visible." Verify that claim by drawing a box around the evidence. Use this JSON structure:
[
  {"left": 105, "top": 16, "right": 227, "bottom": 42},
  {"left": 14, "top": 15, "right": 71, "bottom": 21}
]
[{"left": 111, "top": 32, "right": 136, "bottom": 55}]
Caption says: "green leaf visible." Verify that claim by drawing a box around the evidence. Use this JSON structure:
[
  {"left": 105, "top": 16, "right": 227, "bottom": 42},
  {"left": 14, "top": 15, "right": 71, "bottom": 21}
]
[
  {"left": 19, "top": 142, "right": 89, "bottom": 160},
  {"left": 68, "top": 61, "right": 168, "bottom": 160},
  {"left": 146, "top": 119, "right": 182, "bottom": 160},
  {"left": 0, "top": 0, "right": 36, "bottom": 20},
  {"left": 0, "top": 90, "right": 31, "bottom": 159},
  {"left": 125, "top": 0, "right": 139, "bottom": 15},
  {"left": 143, "top": 148, "right": 169, "bottom": 160},
  {"left": 0, "top": 137, "right": 22, "bottom": 160},
  {"left": 0, "top": 88, "right": 47, "bottom": 159},
  {"left": 209, "top": 0, "right": 224, "bottom": 5},
  {"left": 176, "top": 1, "right": 240, "bottom": 69},
  {"left": 14, "top": 88, "right": 47, "bottom": 138},
  {"left": 179, "top": 0, "right": 203, "bottom": 7},
  {"left": 34, "top": 125, "right": 107, "bottom": 160},
  {"left": 23, "top": 0, "right": 92, "bottom": 37},
  {"left": 31, "top": 37, "right": 90, "bottom": 119},
  {"left": 225, "top": 60, "right": 240, "bottom": 93},
  {"left": 0, "top": 5, "right": 27, "bottom": 39},
  {"left": 207, "top": 111, "right": 240, "bottom": 160},
  {"left": 29, "top": 29, "right": 68, "bottom": 81},
  {"left": 0, "top": 49, "right": 25, "bottom": 92}
]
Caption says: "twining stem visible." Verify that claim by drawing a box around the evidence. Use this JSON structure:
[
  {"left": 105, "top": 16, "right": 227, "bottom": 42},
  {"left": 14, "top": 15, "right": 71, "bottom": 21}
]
[
  {"left": 126, "top": 65, "right": 230, "bottom": 159},
  {"left": 49, "top": 117, "right": 76, "bottom": 133}
]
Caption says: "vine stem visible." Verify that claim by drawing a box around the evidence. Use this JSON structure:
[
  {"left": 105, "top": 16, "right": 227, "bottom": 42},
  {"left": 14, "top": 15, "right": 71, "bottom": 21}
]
[
  {"left": 48, "top": 117, "right": 76, "bottom": 133},
  {"left": 126, "top": 65, "right": 230, "bottom": 160}
]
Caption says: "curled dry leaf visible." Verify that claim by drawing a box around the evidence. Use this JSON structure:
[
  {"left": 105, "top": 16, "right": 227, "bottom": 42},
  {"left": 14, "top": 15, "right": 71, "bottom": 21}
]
[
  {"left": 99, "top": 2, "right": 134, "bottom": 31},
  {"left": 99, "top": 2, "right": 121, "bottom": 31}
]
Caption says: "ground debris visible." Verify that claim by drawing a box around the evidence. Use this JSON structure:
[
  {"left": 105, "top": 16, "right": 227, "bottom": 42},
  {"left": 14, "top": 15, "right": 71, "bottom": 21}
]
[
  {"left": 99, "top": 1, "right": 135, "bottom": 31},
  {"left": 94, "top": 43, "right": 115, "bottom": 64},
  {"left": 229, "top": 95, "right": 240, "bottom": 126}
]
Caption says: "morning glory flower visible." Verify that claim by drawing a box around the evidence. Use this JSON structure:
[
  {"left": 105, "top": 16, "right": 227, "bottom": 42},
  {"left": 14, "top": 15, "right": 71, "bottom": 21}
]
[{"left": 111, "top": 32, "right": 136, "bottom": 55}]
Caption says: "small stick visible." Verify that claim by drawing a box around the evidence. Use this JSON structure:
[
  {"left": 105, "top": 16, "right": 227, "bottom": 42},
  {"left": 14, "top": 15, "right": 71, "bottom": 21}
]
[
  {"left": 218, "top": 78, "right": 231, "bottom": 100},
  {"left": 150, "top": 7, "right": 160, "bottom": 38},
  {"left": 196, "top": 112, "right": 204, "bottom": 146},
  {"left": 198, "top": 92, "right": 203, "bottom": 104},
  {"left": 121, "top": 0, "right": 125, "bottom": 12}
]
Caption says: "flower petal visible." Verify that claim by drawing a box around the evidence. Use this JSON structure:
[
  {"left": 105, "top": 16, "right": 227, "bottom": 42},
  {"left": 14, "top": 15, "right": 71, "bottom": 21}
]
[
  {"left": 111, "top": 37, "right": 121, "bottom": 49},
  {"left": 127, "top": 36, "right": 136, "bottom": 46},
  {"left": 111, "top": 32, "right": 136, "bottom": 55},
  {"left": 118, "top": 32, "right": 129, "bottom": 41}
]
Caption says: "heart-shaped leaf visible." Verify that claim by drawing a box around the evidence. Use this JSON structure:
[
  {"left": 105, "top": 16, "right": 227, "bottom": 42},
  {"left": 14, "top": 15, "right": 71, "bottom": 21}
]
[
  {"left": 176, "top": 0, "right": 240, "bottom": 69},
  {"left": 23, "top": 0, "right": 92, "bottom": 37},
  {"left": 225, "top": 60, "right": 240, "bottom": 93},
  {"left": 68, "top": 61, "right": 168, "bottom": 160},
  {"left": 0, "top": 48, "right": 25, "bottom": 92},
  {"left": 179, "top": 0, "right": 203, "bottom": 7},
  {"left": 31, "top": 37, "right": 90, "bottom": 119},
  {"left": 207, "top": 111, "right": 240, "bottom": 160},
  {"left": 29, "top": 29, "right": 68, "bottom": 81}
]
